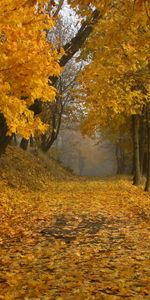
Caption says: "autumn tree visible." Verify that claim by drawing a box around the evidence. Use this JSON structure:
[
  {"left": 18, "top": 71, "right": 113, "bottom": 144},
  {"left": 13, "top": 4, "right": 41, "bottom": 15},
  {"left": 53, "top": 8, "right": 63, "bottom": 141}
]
[
  {"left": 19, "top": 1, "right": 101, "bottom": 151},
  {"left": 0, "top": 0, "right": 62, "bottom": 153},
  {"left": 75, "top": 0, "right": 149, "bottom": 189},
  {"left": 0, "top": 0, "right": 101, "bottom": 154},
  {"left": 38, "top": 11, "right": 85, "bottom": 152}
]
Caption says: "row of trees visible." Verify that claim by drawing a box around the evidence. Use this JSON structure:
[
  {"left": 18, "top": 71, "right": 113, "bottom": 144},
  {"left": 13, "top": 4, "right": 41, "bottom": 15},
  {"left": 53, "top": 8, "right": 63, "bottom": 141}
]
[
  {"left": 76, "top": 0, "right": 150, "bottom": 190},
  {"left": 0, "top": 0, "right": 149, "bottom": 190}
]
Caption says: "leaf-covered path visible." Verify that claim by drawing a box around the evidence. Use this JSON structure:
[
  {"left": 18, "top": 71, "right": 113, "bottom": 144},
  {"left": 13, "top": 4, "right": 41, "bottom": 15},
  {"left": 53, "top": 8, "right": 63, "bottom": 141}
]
[{"left": 0, "top": 148, "right": 150, "bottom": 300}]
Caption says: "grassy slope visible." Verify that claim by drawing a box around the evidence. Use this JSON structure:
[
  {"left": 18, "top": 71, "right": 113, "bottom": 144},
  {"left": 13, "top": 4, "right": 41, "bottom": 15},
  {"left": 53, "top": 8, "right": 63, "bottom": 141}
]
[{"left": 0, "top": 146, "right": 150, "bottom": 299}]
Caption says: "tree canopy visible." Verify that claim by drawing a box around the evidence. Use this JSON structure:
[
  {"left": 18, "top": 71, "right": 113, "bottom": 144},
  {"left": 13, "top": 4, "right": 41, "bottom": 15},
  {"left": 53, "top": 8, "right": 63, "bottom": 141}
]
[
  {"left": 76, "top": 0, "right": 150, "bottom": 135},
  {"left": 0, "top": 0, "right": 62, "bottom": 138}
]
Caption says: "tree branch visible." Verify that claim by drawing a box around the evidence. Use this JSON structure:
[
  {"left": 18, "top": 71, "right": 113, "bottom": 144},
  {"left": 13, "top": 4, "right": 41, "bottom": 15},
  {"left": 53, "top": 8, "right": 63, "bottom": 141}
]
[
  {"left": 60, "top": 9, "right": 101, "bottom": 67},
  {"left": 53, "top": 0, "right": 64, "bottom": 17}
]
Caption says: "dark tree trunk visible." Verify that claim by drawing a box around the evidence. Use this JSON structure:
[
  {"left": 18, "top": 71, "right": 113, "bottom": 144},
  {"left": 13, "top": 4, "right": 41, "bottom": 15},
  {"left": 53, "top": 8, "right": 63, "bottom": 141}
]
[
  {"left": 30, "top": 136, "right": 34, "bottom": 147},
  {"left": 41, "top": 100, "right": 63, "bottom": 152},
  {"left": 139, "top": 108, "right": 146, "bottom": 174},
  {"left": 59, "top": 10, "right": 101, "bottom": 67},
  {"left": 20, "top": 100, "right": 42, "bottom": 150},
  {"left": 20, "top": 138, "right": 29, "bottom": 150},
  {"left": 0, "top": 114, "right": 12, "bottom": 155},
  {"left": 145, "top": 105, "right": 150, "bottom": 192},
  {"left": 132, "top": 114, "right": 141, "bottom": 185},
  {"left": 143, "top": 152, "right": 148, "bottom": 175}
]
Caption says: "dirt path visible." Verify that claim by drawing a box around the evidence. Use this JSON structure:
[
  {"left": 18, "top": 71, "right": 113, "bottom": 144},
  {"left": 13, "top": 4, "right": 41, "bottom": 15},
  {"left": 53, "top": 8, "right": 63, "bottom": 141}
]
[{"left": 0, "top": 178, "right": 150, "bottom": 299}]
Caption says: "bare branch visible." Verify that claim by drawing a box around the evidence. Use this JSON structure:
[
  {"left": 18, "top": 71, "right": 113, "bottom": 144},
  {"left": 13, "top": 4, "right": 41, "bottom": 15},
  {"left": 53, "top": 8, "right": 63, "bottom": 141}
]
[{"left": 53, "top": 0, "right": 64, "bottom": 17}]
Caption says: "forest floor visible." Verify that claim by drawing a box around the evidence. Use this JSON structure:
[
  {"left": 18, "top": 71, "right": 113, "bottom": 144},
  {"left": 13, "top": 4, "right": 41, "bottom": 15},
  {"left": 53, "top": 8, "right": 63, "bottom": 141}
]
[{"left": 0, "top": 146, "right": 150, "bottom": 300}]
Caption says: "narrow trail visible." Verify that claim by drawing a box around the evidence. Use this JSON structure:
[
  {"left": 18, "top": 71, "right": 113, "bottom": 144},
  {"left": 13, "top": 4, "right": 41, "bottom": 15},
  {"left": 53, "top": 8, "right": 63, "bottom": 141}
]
[{"left": 0, "top": 148, "right": 150, "bottom": 299}]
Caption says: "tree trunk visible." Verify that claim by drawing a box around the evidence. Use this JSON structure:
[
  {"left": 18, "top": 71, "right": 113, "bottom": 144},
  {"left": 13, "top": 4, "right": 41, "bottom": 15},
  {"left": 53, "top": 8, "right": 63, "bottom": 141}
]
[
  {"left": 20, "top": 138, "right": 29, "bottom": 150},
  {"left": 132, "top": 114, "right": 141, "bottom": 185},
  {"left": 41, "top": 101, "right": 63, "bottom": 152},
  {"left": 30, "top": 136, "right": 34, "bottom": 147},
  {"left": 0, "top": 114, "right": 12, "bottom": 155},
  {"left": 145, "top": 105, "right": 150, "bottom": 192},
  {"left": 20, "top": 100, "right": 42, "bottom": 150},
  {"left": 139, "top": 108, "right": 146, "bottom": 174}
]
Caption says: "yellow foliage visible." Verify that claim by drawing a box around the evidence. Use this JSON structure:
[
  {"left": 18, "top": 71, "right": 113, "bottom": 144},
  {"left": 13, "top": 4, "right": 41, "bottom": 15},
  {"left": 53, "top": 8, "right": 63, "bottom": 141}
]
[
  {"left": 0, "top": 0, "right": 62, "bottom": 138},
  {"left": 75, "top": 0, "right": 150, "bottom": 135}
]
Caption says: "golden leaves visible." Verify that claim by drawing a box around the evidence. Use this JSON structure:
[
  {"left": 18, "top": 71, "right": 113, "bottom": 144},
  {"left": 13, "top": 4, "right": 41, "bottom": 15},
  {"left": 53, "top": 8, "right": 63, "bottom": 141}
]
[
  {"left": 0, "top": 146, "right": 150, "bottom": 299},
  {"left": 76, "top": 0, "right": 150, "bottom": 137},
  {"left": 0, "top": 0, "right": 62, "bottom": 138}
]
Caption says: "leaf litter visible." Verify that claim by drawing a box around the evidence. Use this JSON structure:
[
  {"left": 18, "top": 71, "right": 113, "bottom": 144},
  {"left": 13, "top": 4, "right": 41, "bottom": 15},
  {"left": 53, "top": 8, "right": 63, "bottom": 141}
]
[{"left": 0, "top": 146, "right": 150, "bottom": 299}]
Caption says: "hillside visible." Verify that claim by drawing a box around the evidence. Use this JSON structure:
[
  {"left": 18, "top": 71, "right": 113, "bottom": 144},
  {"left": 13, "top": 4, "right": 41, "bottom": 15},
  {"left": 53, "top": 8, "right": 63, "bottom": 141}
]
[
  {"left": 0, "top": 146, "right": 72, "bottom": 191},
  {"left": 0, "top": 146, "right": 150, "bottom": 299}
]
